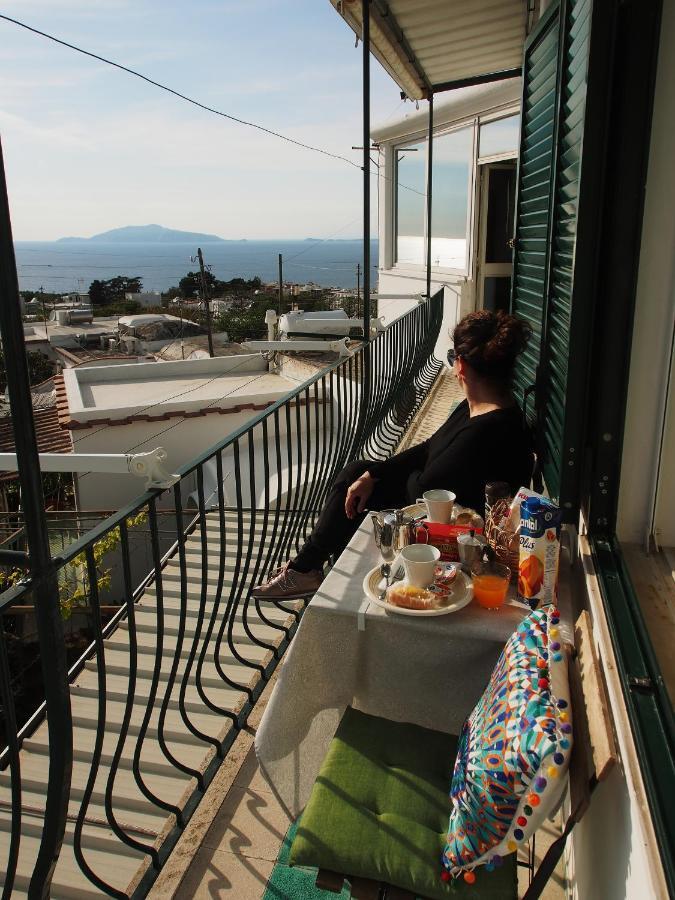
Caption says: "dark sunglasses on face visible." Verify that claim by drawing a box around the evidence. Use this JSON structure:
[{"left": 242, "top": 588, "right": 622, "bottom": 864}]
[{"left": 447, "top": 349, "right": 457, "bottom": 366}]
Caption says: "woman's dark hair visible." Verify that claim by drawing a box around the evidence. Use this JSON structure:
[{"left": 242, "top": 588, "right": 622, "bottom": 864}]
[{"left": 452, "top": 310, "right": 531, "bottom": 379}]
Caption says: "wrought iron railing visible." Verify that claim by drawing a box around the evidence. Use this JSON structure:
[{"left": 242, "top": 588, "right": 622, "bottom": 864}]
[{"left": 0, "top": 292, "right": 443, "bottom": 897}]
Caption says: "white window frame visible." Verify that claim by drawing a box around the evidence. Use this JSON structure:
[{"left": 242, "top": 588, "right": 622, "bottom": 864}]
[
  {"left": 476, "top": 110, "right": 521, "bottom": 165},
  {"left": 387, "top": 106, "right": 521, "bottom": 281}
]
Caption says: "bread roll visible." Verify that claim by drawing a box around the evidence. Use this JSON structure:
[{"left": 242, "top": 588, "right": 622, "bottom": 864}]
[{"left": 387, "top": 584, "right": 435, "bottom": 610}]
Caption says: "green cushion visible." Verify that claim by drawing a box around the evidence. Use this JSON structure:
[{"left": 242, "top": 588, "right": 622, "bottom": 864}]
[{"left": 290, "top": 708, "right": 517, "bottom": 900}]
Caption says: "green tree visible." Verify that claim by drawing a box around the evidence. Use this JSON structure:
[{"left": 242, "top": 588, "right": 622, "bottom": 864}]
[
  {"left": 27, "top": 352, "right": 55, "bottom": 386},
  {"left": 0, "top": 349, "right": 56, "bottom": 393},
  {"left": 178, "top": 270, "right": 221, "bottom": 299},
  {"left": 88, "top": 279, "right": 107, "bottom": 306},
  {"left": 88, "top": 275, "right": 143, "bottom": 306}
]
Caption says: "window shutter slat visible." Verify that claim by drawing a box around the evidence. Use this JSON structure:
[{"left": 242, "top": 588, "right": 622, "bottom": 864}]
[
  {"left": 540, "top": 0, "right": 592, "bottom": 505},
  {"left": 511, "top": 6, "right": 561, "bottom": 426}
]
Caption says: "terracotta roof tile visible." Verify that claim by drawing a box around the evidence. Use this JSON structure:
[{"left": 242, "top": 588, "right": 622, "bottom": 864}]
[{"left": 0, "top": 406, "right": 73, "bottom": 482}]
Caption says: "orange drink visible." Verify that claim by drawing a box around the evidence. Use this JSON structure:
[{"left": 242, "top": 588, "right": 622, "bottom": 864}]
[{"left": 471, "top": 562, "right": 511, "bottom": 610}]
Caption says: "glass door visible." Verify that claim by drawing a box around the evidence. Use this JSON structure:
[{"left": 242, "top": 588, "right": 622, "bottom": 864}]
[{"left": 476, "top": 162, "right": 516, "bottom": 313}]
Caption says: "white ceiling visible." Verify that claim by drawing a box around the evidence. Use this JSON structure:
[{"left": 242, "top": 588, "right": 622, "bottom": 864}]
[{"left": 330, "top": 0, "right": 529, "bottom": 100}]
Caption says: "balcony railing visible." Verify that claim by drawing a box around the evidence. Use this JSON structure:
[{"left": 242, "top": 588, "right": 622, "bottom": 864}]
[{"left": 0, "top": 291, "right": 443, "bottom": 897}]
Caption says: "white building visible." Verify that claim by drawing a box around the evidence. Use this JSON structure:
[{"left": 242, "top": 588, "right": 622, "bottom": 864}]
[
  {"left": 124, "top": 291, "right": 162, "bottom": 308},
  {"left": 55, "top": 355, "right": 316, "bottom": 510},
  {"left": 374, "top": 80, "right": 521, "bottom": 358}
]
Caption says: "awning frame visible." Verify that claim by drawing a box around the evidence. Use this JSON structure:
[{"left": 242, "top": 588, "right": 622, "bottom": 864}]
[{"left": 335, "top": 0, "right": 524, "bottom": 100}]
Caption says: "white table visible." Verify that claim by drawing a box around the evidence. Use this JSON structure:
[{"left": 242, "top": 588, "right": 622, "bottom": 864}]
[{"left": 255, "top": 516, "right": 527, "bottom": 816}]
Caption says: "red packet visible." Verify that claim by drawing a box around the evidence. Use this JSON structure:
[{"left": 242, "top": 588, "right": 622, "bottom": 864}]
[{"left": 416, "top": 522, "right": 484, "bottom": 562}]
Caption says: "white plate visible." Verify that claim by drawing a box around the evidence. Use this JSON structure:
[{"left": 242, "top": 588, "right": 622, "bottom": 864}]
[{"left": 362, "top": 560, "right": 473, "bottom": 617}]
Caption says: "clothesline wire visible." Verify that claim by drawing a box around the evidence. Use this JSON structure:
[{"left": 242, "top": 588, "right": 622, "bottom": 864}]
[
  {"left": 0, "top": 14, "right": 360, "bottom": 170},
  {"left": 0, "top": 14, "right": 427, "bottom": 199}
]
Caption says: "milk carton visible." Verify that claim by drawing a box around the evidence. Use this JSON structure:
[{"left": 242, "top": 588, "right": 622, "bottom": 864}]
[{"left": 518, "top": 495, "right": 562, "bottom": 608}]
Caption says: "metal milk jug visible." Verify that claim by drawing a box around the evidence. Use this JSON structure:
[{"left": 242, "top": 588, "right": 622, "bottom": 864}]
[{"left": 371, "top": 508, "right": 417, "bottom": 563}]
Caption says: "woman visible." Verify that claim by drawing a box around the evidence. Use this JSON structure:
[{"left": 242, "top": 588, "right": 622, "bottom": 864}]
[{"left": 252, "top": 309, "right": 533, "bottom": 599}]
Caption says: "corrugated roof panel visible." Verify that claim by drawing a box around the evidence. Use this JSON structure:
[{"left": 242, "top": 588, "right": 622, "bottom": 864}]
[{"left": 330, "top": 0, "right": 528, "bottom": 98}]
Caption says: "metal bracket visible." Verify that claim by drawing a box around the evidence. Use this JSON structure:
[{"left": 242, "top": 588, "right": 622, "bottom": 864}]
[
  {"left": 628, "top": 675, "right": 653, "bottom": 693},
  {"left": 126, "top": 449, "right": 180, "bottom": 490},
  {"left": 243, "top": 339, "right": 353, "bottom": 358}
]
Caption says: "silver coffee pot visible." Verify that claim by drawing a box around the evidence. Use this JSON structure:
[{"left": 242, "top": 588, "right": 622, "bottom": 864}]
[{"left": 371, "top": 508, "right": 419, "bottom": 563}]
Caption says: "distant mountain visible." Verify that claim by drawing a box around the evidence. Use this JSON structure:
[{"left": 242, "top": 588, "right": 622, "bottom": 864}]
[{"left": 57, "top": 224, "right": 226, "bottom": 244}]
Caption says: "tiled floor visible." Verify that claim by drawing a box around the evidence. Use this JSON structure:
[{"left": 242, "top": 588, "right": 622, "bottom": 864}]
[
  {"left": 396, "top": 368, "right": 464, "bottom": 452},
  {"left": 174, "top": 749, "right": 291, "bottom": 899},
  {"left": 621, "top": 542, "right": 675, "bottom": 706}
]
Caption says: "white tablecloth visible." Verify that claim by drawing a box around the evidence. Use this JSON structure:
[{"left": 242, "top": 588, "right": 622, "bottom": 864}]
[{"left": 255, "top": 517, "right": 528, "bottom": 816}]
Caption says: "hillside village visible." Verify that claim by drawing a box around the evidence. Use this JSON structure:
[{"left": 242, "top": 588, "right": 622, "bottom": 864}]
[{"left": 0, "top": 273, "right": 368, "bottom": 516}]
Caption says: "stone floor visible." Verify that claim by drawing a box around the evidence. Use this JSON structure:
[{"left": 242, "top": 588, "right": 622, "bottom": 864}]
[{"left": 396, "top": 367, "right": 464, "bottom": 452}]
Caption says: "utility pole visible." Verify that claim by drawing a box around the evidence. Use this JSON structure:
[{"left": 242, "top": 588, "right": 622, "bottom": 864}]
[
  {"left": 356, "top": 263, "right": 361, "bottom": 319},
  {"left": 196, "top": 247, "right": 214, "bottom": 358},
  {"left": 40, "top": 283, "right": 48, "bottom": 336},
  {"left": 278, "top": 253, "right": 283, "bottom": 316}
]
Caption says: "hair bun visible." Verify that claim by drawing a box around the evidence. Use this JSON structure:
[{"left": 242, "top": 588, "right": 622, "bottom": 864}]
[{"left": 452, "top": 310, "right": 531, "bottom": 378}]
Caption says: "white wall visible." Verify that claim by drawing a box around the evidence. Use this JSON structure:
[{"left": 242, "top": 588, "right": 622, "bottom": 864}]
[
  {"left": 617, "top": 0, "right": 675, "bottom": 547},
  {"left": 371, "top": 81, "right": 521, "bottom": 363},
  {"left": 73, "top": 407, "right": 268, "bottom": 510},
  {"left": 377, "top": 272, "right": 473, "bottom": 362},
  {"left": 72, "top": 390, "right": 330, "bottom": 512}
]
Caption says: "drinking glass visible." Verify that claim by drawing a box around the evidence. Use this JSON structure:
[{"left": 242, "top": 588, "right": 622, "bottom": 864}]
[{"left": 471, "top": 561, "right": 511, "bottom": 610}]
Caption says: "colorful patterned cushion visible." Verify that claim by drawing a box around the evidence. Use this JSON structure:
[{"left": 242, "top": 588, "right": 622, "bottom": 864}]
[{"left": 442, "top": 605, "right": 572, "bottom": 879}]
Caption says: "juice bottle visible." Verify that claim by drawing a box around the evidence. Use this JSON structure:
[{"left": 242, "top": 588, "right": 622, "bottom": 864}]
[{"left": 518, "top": 495, "right": 562, "bottom": 608}]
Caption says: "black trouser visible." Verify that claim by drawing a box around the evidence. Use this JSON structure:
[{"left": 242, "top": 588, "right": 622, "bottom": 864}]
[{"left": 293, "top": 460, "right": 409, "bottom": 572}]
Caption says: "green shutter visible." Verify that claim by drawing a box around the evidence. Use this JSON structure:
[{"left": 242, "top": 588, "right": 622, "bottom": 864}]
[
  {"left": 511, "top": 4, "right": 561, "bottom": 426},
  {"left": 540, "top": 0, "right": 592, "bottom": 504},
  {"left": 511, "top": 0, "right": 593, "bottom": 513}
]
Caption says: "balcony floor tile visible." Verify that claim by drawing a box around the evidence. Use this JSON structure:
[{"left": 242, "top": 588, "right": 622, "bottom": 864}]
[{"left": 174, "top": 846, "right": 274, "bottom": 899}]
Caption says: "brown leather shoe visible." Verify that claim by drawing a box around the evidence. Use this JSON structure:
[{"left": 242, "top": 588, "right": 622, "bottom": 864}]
[{"left": 251, "top": 562, "right": 323, "bottom": 599}]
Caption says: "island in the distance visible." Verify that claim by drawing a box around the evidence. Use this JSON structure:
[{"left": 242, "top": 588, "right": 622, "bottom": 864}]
[{"left": 57, "top": 224, "right": 227, "bottom": 244}]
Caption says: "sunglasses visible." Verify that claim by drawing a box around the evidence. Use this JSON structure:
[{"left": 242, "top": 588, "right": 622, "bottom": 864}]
[{"left": 447, "top": 349, "right": 457, "bottom": 366}]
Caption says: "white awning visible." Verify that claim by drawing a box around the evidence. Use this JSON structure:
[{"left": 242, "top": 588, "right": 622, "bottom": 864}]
[{"left": 330, "top": 0, "right": 529, "bottom": 100}]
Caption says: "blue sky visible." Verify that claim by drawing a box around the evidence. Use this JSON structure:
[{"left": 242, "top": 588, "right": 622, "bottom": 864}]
[{"left": 0, "top": 0, "right": 405, "bottom": 240}]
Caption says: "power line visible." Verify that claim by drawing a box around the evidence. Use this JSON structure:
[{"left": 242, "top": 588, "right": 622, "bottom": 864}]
[
  {"left": 0, "top": 13, "right": 361, "bottom": 171},
  {"left": 284, "top": 217, "right": 362, "bottom": 262},
  {"left": 0, "top": 14, "right": 427, "bottom": 200},
  {"left": 68, "top": 351, "right": 269, "bottom": 449}
]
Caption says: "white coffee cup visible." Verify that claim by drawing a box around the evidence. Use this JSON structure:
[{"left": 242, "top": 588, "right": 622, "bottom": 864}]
[
  {"left": 399, "top": 543, "right": 441, "bottom": 588},
  {"left": 417, "top": 489, "right": 456, "bottom": 524}
]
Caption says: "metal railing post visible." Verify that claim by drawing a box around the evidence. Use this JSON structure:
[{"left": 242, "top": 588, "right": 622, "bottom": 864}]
[
  {"left": 0, "top": 137, "right": 72, "bottom": 897},
  {"left": 359, "top": 0, "right": 372, "bottom": 455},
  {"left": 362, "top": 0, "right": 371, "bottom": 341},
  {"left": 426, "top": 92, "right": 434, "bottom": 299}
]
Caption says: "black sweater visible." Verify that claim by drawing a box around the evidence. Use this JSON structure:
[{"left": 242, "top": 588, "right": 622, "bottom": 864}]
[{"left": 368, "top": 400, "right": 533, "bottom": 514}]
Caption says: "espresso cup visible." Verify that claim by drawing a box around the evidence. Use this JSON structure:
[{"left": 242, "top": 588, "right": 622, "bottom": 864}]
[
  {"left": 399, "top": 543, "right": 441, "bottom": 588},
  {"left": 416, "top": 489, "right": 456, "bottom": 524}
]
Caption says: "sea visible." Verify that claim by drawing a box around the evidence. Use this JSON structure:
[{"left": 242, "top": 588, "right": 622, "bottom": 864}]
[{"left": 14, "top": 239, "right": 378, "bottom": 295}]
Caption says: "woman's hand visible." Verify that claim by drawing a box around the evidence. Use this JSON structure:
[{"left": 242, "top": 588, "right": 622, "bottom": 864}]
[{"left": 345, "top": 471, "right": 377, "bottom": 519}]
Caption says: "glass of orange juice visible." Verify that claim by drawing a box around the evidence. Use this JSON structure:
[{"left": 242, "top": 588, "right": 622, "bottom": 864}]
[{"left": 471, "top": 561, "right": 511, "bottom": 610}]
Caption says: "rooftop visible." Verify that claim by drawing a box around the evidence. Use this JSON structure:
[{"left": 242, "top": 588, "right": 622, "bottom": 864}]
[
  {"left": 23, "top": 317, "right": 120, "bottom": 347},
  {"left": 59, "top": 355, "right": 299, "bottom": 427},
  {"left": 0, "top": 406, "right": 72, "bottom": 481}
]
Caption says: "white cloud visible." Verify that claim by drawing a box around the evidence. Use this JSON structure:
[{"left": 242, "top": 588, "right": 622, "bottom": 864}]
[{"left": 0, "top": 108, "right": 94, "bottom": 150}]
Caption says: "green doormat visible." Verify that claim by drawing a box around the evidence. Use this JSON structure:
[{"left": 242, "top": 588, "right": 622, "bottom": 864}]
[
  {"left": 262, "top": 820, "right": 350, "bottom": 900},
  {"left": 263, "top": 820, "right": 429, "bottom": 900}
]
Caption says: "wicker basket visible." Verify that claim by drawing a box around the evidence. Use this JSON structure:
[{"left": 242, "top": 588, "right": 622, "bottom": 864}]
[{"left": 485, "top": 498, "right": 519, "bottom": 581}]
